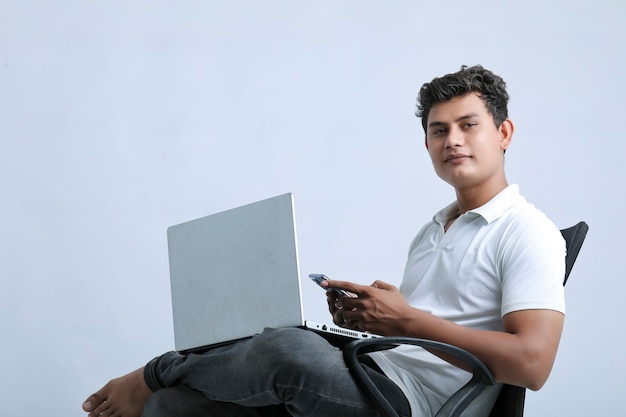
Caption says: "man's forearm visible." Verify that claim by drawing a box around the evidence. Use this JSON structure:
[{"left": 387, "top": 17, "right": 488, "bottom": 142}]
[{"left": 398, "top": 308, "right": 564, "bottom": 390}]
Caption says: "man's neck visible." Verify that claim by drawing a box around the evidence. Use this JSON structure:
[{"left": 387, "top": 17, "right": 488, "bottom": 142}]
[{"left": 454, "top": 179, "right": 509, "bottom": 214}]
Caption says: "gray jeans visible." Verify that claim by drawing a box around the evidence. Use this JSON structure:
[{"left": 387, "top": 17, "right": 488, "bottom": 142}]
[{"left": 142, "top": 328, "right": 410, "bottom": 417}]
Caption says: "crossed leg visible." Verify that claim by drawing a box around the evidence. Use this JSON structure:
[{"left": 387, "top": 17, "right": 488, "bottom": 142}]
[{"left": 81, "top": 328, "right": 410, "bottom": 417}]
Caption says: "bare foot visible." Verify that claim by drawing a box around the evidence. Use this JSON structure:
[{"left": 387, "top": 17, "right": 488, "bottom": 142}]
[{"left": 82, "top": 367, "right": 153, "bottom": 417}]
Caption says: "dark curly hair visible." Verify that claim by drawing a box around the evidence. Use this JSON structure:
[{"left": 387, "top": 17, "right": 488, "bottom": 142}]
[{"left": 416, "top": 65, "right": 509, "bottom": 133}]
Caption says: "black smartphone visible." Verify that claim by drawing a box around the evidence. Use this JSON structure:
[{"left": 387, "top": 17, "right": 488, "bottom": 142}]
[{"left": 308, "top": 273, "right": 354, "bottom": 298}]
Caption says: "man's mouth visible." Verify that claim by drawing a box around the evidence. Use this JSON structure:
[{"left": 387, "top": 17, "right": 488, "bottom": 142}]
[{"left": 444, "top": 153, "right": 469, "bottom": 163}]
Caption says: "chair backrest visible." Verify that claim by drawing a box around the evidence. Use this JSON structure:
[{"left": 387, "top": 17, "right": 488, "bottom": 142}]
[
  {"left": 561, "top": 222, "right": 589, "bottom": 286},
  {"left": 488, "top": 221, "right": 589, "bottom": 417}
]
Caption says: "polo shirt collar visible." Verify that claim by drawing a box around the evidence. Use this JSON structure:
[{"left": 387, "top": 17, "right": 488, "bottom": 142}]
[{"left": 434, "top": 184, "right": 523, "bottom": 226}]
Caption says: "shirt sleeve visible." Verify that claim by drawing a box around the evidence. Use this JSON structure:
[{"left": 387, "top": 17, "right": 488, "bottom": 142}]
[{"left": 499, "top": 209, "right": 566, "bottom": 317}]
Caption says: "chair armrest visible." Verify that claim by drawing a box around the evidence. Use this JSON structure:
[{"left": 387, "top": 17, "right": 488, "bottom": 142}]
[{"left": 343, "top": 337, "right": 496, "bottom": 417}]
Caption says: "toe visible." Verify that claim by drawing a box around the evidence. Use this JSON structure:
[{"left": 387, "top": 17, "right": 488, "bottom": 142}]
[
  {"left": 83, "top": 386, "right": 108, "bottom": 414},
  {"left": 89, "top": 400, "right": 112, "bottom": 417},
  {"left": 82, "top": 394, "right": 100, "bottom": 412}
]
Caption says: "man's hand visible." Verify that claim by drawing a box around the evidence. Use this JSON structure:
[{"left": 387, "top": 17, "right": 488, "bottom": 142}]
[{"left": 323, "top": 279, "right": 412, "bottom": 336}]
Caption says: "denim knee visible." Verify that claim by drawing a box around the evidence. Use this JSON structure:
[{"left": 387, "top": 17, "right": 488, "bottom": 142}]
[
  {"left": 251, "top": 328, "right": 338, "bottom": 368},
  {"left": 252, "top": 328, "right": 343, "bottom": 384}
]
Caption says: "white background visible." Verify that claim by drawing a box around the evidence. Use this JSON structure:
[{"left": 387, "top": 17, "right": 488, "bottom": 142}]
[{"left": 1, "top": 1, "right": 624, "bottom": 415}]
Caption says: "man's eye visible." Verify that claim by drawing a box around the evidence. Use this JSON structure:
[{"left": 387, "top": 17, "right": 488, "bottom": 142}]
[
  {"left": 464, "top": 122, "right": 477, "bottom": 128},
  {"left": 433, "top": 128, "right": 446, "bottom": 135}
]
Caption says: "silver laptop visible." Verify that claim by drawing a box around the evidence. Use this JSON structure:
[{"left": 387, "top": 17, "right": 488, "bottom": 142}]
[{"left": 168, "top": 193, "right": 378, "bottom": 353}]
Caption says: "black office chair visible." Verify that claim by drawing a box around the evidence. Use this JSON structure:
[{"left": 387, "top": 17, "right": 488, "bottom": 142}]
[{"left": 343, "top": 221, "right": 589, "bottom": 417}]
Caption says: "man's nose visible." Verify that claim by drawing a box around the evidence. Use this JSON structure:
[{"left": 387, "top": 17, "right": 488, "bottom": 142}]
[{"left": 444, "top": 126, "right": 464, "bottom": 148}]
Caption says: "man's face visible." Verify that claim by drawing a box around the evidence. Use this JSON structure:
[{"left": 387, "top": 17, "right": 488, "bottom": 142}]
[{"left": 425, "top": 93, "right": 512, "bottom": 191}]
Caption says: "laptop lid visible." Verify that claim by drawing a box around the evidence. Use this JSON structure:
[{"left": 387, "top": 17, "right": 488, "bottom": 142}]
[{"left": 167, "top": 193, "right": 304, "bottom": 352}]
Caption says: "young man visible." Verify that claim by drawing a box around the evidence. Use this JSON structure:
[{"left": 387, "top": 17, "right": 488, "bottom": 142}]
[{"left": 82, "top": 65, "right": 565, "bottom": 417}]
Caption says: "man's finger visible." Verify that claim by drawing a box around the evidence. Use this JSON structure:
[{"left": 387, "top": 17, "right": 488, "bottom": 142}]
[
  {"left": 371, "top": 280, "right": 394, "bottom": 290},
  {"left": 322, "top": 279, "right": 366, "bottom": 294}
]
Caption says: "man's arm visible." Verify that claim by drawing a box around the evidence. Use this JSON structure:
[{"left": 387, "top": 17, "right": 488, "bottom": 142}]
[
  {"left": 324, "top": 279, "right": 564, "bottom": 391},
  {"left": 395, "top": 307, "right": 564, "bottom": 391}
]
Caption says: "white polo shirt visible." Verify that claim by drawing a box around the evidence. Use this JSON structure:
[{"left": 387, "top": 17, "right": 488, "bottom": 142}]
[{"left": 369, "top": 184, "right": 566, "bottom": 417}]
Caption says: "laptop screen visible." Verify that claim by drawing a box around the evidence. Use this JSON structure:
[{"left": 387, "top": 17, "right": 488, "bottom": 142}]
[{"left": 167, "top": 193, "right": 304, "bottom": 352}]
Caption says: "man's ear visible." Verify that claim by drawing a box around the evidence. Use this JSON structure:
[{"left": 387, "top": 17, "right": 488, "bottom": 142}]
[
  {"left": 424, "top": 136, "right": 429, "bottom": 150},
  {"left": 499, "top": 119, "right": 514, "bottom": 151}
]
